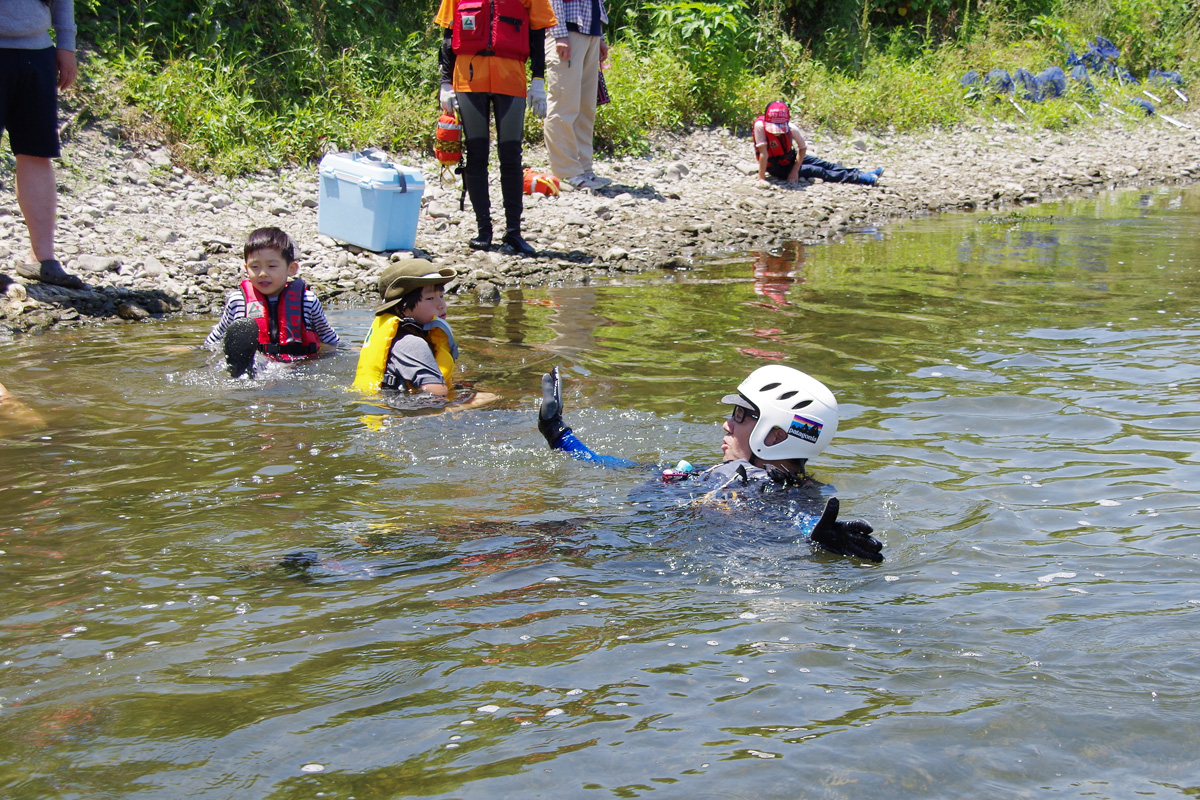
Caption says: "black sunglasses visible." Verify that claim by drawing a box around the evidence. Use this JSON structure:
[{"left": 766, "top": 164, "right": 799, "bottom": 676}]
[{"left": 730, "top": 405, "right": 759, "bottom": 424}]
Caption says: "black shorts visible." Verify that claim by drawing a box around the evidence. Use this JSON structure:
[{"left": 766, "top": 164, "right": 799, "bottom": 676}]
[
  {"left": 766, "top": 150, "right": 797, "bottom": 180},
  {"left": 0, "top": 47, "right": 61, "bottom": 159}
]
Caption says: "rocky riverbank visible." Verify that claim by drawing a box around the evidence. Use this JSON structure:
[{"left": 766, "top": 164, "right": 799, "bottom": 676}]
[{"left": 2, "top": 108, "right": 1200, "bottom": 338}]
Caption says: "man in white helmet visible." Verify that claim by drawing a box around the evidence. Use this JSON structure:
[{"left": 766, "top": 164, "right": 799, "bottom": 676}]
[{"left": 537, "top": 364, "right": 883, "bottom": 561}]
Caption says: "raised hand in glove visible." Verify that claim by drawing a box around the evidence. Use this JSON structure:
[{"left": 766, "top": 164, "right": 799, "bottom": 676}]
[
  {"left": 810, "top": 497, "right": 883, "bottom": 562},
  {"left": 527, "top": 78, "right": 547, "bottom": 118},
  {"left": 538, "top": 366, "right": 572, "bottom": 448}
]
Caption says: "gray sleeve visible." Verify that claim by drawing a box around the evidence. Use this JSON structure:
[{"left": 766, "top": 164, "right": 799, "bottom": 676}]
[
  {"left": 51, "top": 0, "right": 76, "bottom": 50},
  {"left": 384, "top": 334, "right": 445, "bottom": 390}
]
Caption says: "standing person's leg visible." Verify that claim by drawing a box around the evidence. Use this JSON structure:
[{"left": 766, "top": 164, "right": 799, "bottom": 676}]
[
  {"left": 2, "top": 47, "right": 81, "bottom": 288},
  {"left": 15, "top": 155, "right": 58, "bottom": 261},
  {"left": 457, "top": 92, "right": 495, "bottom": 250},
  {"left": 544, "top": 32, "right": 586, "bottom": 182},
  {"left": 494, "top": 93, "right": 536, "bottom": 257},
  {"left": 572, "top": 32, "right": 602, "bottom": 180}
]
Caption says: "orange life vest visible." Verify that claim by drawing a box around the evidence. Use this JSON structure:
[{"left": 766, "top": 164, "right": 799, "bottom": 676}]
[
  {"left": 451, "top": 0, "right": 531, "bottom": 62},
  {"left": 523, "top": 169, "right": 560, "bottom": 196},
  {"left": 240, "top": 279, "right": 321, "bottom": 361},
  {"left": 754, "top": 116, "right": 797, "bottom": 170}
]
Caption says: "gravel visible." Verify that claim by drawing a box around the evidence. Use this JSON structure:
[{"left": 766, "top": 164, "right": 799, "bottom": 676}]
[{"left": 2, "top": 110, "right": 1198, "bottom": 338}]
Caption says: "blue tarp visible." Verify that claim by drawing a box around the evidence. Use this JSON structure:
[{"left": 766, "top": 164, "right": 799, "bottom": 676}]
[
  {"left": 985, "top": 68, "right": 1014, "bottom": 93},
  {"left": 962, "top": 35, "right": 1180, "bottom": 109},
  {"left": 1127, "top": 97, "right": 1156, "bottom": 115},
  {"left": 1148, "top": 69, "right": 1184, "bottom": 86},
  {"left": 1069, "top": 64, "right": 1095, "bottom": 94},
  {"left": 1015, "top": 67, "right": 1042, "bottom": 101}
]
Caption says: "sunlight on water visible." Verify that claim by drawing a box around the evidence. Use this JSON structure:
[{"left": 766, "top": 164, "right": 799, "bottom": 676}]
[{"left": 1, "top": 186, "right": 1199, "bottom": 799}]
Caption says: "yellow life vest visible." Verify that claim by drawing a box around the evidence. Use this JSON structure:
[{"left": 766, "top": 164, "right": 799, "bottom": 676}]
[
  {"left": 352, "top": 313, "right": 457, "bottom": 393},
  {"left": 424, "top": 318, "right": 458, "bottom": 388}
]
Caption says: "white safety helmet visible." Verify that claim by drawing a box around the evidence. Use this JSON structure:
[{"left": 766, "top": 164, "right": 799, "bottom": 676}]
[{"left": 721, "top": 365, "right": 839, "bottom": 463}]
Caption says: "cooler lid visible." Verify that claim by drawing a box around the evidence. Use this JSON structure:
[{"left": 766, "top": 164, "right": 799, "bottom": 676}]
[{"left": 319, "top": 150, "right": 424, "bottom": 191}]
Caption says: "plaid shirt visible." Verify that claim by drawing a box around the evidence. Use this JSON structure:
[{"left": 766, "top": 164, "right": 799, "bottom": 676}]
[{"left": 547, "top": 0, "right": 608, "bottom": 40}]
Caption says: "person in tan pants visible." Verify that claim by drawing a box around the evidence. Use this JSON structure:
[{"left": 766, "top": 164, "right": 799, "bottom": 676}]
[{"left": 544, "top": 0, "right": 612, "bottom": 191}]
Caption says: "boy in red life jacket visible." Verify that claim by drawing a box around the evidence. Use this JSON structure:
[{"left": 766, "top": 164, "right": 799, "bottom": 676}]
[
  {"left": 204, "top": 227, "right": 339, "bottom": 378},
  {"left": 753, "top": 101, "right": 884, "bottom": 187}
]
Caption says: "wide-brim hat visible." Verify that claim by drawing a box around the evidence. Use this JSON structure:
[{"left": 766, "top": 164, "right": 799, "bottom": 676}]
[{"left": 375, "top": 261, "right": 458, "bottom": 315}]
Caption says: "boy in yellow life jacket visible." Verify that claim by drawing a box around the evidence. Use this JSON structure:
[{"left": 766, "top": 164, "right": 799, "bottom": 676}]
[{"left": 353, "top": 261, "right": 462, "bottom": 397}]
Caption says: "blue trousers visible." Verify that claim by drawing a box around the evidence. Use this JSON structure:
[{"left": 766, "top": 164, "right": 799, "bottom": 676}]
[{"left": 768, "top": 152, "right": 867, "bottom": 184}]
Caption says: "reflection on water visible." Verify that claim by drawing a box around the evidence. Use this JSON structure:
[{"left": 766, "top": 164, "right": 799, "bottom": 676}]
[{"left": 2, "top": 186, "right": 1200, "bottom": 799}]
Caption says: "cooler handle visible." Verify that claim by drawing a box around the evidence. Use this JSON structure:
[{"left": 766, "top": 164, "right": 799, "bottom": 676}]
[
  {"left": 353, "top": 148, "right": 407, "bottom": 192},
  {"left": 319, "top": 165, "right": 410, "bottom": 193}
]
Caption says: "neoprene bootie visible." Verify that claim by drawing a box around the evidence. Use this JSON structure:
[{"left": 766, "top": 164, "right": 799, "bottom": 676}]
[
  {"left": 462, "top": 136, "right": 492, "bottom": 250},
  {"left": 469, "top": 227, "right": 493, "bottom": 251},
  {"left": 500, "top": 231, "right": 537, "bottom": 258},
  {"left": 224, "top": 318, "right": 260, "bottom": 378}
]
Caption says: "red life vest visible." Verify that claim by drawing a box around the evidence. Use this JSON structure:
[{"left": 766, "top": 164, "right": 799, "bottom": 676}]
[
  {"left": 452, "top": 0, "right": 531, "bottom": 62},
  {"left": 240, "top": 278, "right": 321, "bottom": 362},
  {"left": 754, "top": 116, "right": 797, "bottom": 170}
]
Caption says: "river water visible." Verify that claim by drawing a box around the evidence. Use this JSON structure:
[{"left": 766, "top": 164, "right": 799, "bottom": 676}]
[{"left": 2, "top": 185, "right": 1199, "bottom": 799}]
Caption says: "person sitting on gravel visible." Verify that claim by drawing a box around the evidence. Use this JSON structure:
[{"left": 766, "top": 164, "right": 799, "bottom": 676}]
[
  {"left": 535, "top": 363, "right": 884, "bottom": 561},
  {"left": 754, "top": 101, "right": 883, "bottom": 187},
  {"left": 2, "top": 0, "right": 85, "bottom": 290},
  {"left": 204, "top": 227, "right": 339, "bottom": 378}
]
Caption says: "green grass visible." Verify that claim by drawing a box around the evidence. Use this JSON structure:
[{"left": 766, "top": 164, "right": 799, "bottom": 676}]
[{"left": 71, "top": 1, "right": 1199, "bottom": 176}]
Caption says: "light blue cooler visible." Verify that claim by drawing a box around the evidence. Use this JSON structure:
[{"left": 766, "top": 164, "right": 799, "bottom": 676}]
[{"left": 318, "top": 150, "right": 425, "bottom": 251}]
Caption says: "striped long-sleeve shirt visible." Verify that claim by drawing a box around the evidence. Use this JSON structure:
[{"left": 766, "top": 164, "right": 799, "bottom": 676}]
[{"left": 204, "top": 284, "right": 339, "bottom": 349}]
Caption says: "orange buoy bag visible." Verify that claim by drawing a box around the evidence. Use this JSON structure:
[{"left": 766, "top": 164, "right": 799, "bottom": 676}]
[
  {"left": 523, "top": 169, "right": 561, "bottom": 196},
  {"left": 434, "top": 113, "right": 462, "bottom": 183}
]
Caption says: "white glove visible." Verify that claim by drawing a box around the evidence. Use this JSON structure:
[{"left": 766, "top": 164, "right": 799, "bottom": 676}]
[
  {"left": 439, "top": 81, "right": 457, "bottom": 114},
  {"left": 527, "top": 78, "right": 547, "bottom": 118}
]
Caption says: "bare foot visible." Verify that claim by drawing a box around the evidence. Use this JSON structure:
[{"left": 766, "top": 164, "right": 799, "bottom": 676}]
[{"left": 448, "top": 391, "right": 498, "bottom": 411}]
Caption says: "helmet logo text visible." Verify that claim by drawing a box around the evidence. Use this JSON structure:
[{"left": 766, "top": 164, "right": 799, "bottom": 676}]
[{"left": 788, "top": 413, "right": 822, "bottom": 444}]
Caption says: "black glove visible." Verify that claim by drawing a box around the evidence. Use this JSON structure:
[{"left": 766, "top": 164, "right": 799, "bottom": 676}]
[
  {"left": 538, "top": 366, "right": 572, "bottom": 448},
  {"left": 810, "top": 497, "right": 883, "bottom": 562},
  {"left": 223, "top": 317, "right": 260, "bottom": 378}
]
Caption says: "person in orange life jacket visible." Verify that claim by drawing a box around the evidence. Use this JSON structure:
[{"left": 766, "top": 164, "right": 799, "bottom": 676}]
[
  {"left": 753, "top": 101, "right": 884, "bottom": 186},
  {"left": 536, "top": 364, "right": 884, "bottom": 561},
  {"left": 204, "top": 227, "right": 339, "bottom": 378},
  {"left": 435, "top": 0, "right": 557, "bottom": 258}
]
